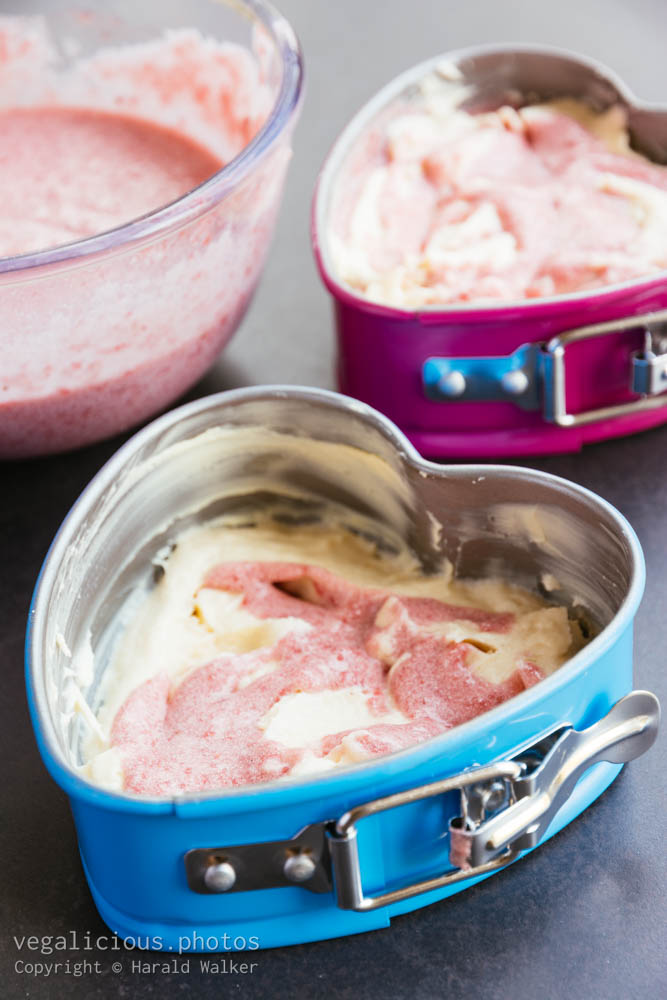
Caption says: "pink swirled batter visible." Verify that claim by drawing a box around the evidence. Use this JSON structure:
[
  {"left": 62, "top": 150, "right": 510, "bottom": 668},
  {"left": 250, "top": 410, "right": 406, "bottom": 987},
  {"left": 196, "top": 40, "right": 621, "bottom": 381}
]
[
  {"left": 109, "top": 561, "right": 549, "bottom": 796},
  {"left": 329, "top": 85, "right": 667, "bottom": 306}
]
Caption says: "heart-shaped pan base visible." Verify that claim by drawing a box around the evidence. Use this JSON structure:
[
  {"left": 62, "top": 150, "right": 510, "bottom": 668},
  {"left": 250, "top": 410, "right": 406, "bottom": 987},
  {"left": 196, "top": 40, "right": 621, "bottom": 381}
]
[{"left": 26, "top": 387, "right": 652, "bottom": 949}]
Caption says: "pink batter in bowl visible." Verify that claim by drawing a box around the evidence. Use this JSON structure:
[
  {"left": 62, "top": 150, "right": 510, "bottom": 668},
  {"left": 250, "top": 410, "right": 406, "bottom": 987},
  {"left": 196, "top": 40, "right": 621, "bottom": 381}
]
[
  {"left": 0, "top": 0, "right": 303, "bottom": 458},
  {"left": 312, "top": 46, "right": 667, "bottom": 457}
]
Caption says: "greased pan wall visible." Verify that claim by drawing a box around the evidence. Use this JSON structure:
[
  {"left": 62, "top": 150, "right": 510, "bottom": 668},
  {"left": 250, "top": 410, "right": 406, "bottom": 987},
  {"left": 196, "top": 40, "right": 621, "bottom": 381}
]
[{"left": 26, "top": 387, "right": 658, "bottom": 950}]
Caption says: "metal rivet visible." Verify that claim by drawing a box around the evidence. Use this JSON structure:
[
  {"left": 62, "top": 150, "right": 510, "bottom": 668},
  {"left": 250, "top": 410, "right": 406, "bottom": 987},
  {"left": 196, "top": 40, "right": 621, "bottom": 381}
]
[
  {"left": 438, "top": 371, "right": 466, "bottom": 398},
  {"left": 204, "top": 861, "right": 236, "bottom": 892},
  {"left": 500, "top": 370, "right": 529, "bottom": 396},
  {"left": 283, "top": 853, "right": 316, "bottom": 883}
]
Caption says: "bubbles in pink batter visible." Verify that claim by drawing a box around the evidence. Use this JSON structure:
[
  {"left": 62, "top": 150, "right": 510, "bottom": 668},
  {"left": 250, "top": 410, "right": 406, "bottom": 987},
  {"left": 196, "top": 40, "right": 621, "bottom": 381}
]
[
  {"left": 0, "top": 21, "right": 292, "bottom": 457},
  {"left": 110, "top": 562, "right": 544, "bottom": 796}
]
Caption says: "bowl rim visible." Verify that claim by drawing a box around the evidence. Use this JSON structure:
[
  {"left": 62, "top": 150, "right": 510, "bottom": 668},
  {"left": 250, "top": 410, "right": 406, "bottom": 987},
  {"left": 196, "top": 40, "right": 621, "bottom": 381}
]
[
  {"left": 0, "top": 0, "right": 304, "bottom": 283},
  {"left": 311, "top": 41, "right": 667, "bottom": 319},
  {"left": 25, "top": 385, "right": 646, "bottom": 814}
]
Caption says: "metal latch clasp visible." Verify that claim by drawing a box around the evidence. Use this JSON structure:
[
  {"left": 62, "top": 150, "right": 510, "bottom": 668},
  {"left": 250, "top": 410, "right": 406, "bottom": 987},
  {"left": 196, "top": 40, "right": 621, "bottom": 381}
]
[
  {"left": 423, "top": 308, "right": 667, "bottom": 427},
  {"left": 543, "top": 311, "right": 667, "bottom": 426},
  {"left": 328, "top": 690, "right": 659, "bottom": 911},
  {"left": 630, "top": 329, "right": 667, "bottom": 396},
  {"left": 183, "top": 692, "right": 658, "bottom": 909}
]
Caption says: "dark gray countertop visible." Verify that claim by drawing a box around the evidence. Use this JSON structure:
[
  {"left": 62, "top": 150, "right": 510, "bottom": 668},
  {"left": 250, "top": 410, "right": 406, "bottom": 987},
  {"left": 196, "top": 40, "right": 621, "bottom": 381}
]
[{"left": 2, "top": 1, "right": 666, "bottom": 997}]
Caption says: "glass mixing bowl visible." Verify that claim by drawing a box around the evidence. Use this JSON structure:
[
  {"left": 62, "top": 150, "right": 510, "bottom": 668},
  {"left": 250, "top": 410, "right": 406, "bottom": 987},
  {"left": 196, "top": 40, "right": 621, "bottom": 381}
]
[{"left": 0, "top": 0, "right": 303, "bottom": 458}]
